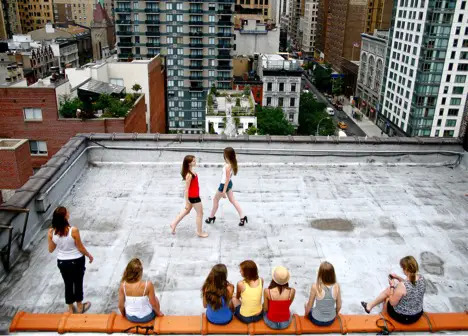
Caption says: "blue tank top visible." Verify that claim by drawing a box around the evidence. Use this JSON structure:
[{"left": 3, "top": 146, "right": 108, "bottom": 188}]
[{"left": 206, "top": 297, "right": 232, "bottom": 325}]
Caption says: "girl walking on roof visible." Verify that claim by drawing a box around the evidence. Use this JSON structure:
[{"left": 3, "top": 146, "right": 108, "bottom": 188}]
[
  {"left": 170, "top": 155, "right": 209, "bottom": 238},
  {"left": 205, "top": 147, "right": 247, "bottom": 226}
]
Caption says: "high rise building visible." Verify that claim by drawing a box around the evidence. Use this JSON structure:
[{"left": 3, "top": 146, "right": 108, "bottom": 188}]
[
  {"left": 300, "top": 0, "right": 319, "bottom": 54},
  {"left": 288, "top": 0, "right": 305, "bottom": 49},
  {"left": 18, "top": 0, "right": 54, "bottom": 33},
  {"left": 379, "top": 0, "right": 467, "bottom": 138},
  {"left": 115, "top": 0, "right": 234, "bottom": 133},
  {"left": 235, "top": 0, "right": 272, "bottom": 23},
  {"left": 53, "top": 0, "right": 114, "bottom": 27},
  {"left": 365, "top": 0, "right": 393, "bottom": 33},
  {"left": 0, "top": 0, "right": 22, "bottom": 39}
]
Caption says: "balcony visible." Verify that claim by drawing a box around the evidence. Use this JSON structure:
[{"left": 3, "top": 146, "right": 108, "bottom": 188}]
[
  {"left": 145, "top": 19, "right": 160, "bottom": 24},
  {"left": 145, "top": 7, "right": 159, "bottom": 12},
  {"left": 190, "top": 84, "right": 204, "bottom": 91},
  {"left": 217, "top": 20, "right": 232, "bottom": 26},
  {"left": 189, "top": 43, "right": 203, "bottom": 48},
  {"left": 217, "top": 76, "right": 231, "bottom": 81},
  {"left": 116, "top": 19, "right": 132, "bottom": 24},
  {"left": 116, "top": 31, "right": 133, "bottom": 36},
  {"left": 189, "top": 31, "right": 203, "bottom": 36},
  {"left": 189, "top": 8, "right": 203, "bottom": 13},
  {"left": 217, "top": 44, "right": 232, "bottom": 48},
  {"left": 190, "top": 75, "right": 203, "bottom": 80},
  {"left": 146, "top": 42, "right": 160, "bottom": 47},
  {"left": 217, "top": 32, "right": 233, "bottom": 37},
  {"left": 217, "top": 53, "right": 231, "bottom": 59},
  {"left": 189, "top": 64, "right": 203, "bottom": 69},
  {"left": 118, "top": 53, "right": 133, "bottom": 59},
  {"left": 117, "top": 42, "right": 134, "bottom": 47},
  {"left": 189, "top": 54, "right": 203, "bottom": 59},
  {"left": 217, "top": 9, "right": 233, "bottom": 14},
  {"left": 145, "top": 31, "right": 160, "bottom": 36},
  {"left": 189, "top": 21, "right": 204, "bottom": 26},
  {"left": 115, "top": 7, "right": 132, "bottom": 13},
  {"left": 217, "top": 64, "right": 232, "bottom": 70},
  {"left": 188, "top": 0, "right": 203, "bottom": 2}
]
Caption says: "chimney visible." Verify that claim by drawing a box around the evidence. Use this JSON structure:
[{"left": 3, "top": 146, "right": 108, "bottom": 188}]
[{"left": 45, "top": 22, "right": 55, "bottom": 33}]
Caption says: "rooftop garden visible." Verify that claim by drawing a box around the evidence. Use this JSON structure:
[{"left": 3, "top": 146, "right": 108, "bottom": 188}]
[{"left": 206, "top": 85, "right": 255, "bottom": 116}]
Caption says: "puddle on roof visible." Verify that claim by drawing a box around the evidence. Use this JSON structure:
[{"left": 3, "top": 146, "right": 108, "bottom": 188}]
[
  {"left": 420, "top": 251, "right": 445, "bottom": 276},
  {"left": 310, "top": 218, "right": 354, "bottom": 231}
]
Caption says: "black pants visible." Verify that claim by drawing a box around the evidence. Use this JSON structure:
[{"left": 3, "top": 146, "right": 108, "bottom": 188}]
[
  {"left": 57, "top": 256, "right": 86, "bottom": 304},
  {"left": 387, "top": 302, "right": 423, "bottom": 324}
]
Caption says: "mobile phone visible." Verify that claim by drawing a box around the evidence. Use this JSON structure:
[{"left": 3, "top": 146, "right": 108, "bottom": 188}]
[{"left": 388, "top": 274, "right": 394, "bottom": 280}]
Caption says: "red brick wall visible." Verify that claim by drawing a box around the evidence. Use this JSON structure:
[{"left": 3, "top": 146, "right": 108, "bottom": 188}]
[
  {"left": 0, "top": 140, "right": 33, "bottom": 189},
  {"left": 148, "top": 57, "right": 167, "bottom": 133},
  {"left": 124, "top": 94, "right": 147, "bottom": 133},
  {"left": 0, "top": 87, "right": 145, "bottom": 168}
]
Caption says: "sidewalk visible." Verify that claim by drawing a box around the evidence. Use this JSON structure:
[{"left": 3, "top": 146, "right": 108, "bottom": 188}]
[{"left": 339, "top": 96, "right": 387, "bottom": 138}]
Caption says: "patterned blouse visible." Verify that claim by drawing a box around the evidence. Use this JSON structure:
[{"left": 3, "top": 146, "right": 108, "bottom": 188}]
[{"left": 394, "top": 275, "right": 426, "bottom": 315}]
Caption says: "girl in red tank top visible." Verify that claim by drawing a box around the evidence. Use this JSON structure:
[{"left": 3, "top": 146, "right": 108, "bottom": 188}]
[{"left": 170, "top": 155, "right": 208, "bottom": 238}]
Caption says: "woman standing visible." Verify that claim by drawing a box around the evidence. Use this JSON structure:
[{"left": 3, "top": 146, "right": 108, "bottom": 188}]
[
  {"left": 263, "top": 266, "right": 295, "bottom": 330},
  {"left": 232, "top": 260, "right": 264, "bottom": 323},
  {"left": 202, "top": 264, "right": 234, "bottom": 325},
  {"left": 170, "top": 155, "right": 208, "bottom": 238},
  {"left": 304, "top": 262, "right": 342, "bottom": 326},
  {"left": 118, "top": 258, "right": 164, "bottom": 323},
  {"left": 205, "top": 147, "right": 247, "bottom": 226},
  {"left": 361, "top": 256, "right": 426, "bottom": 324},
  {"left": 47, "top": 206, "right": 93, "bottom": 314}
]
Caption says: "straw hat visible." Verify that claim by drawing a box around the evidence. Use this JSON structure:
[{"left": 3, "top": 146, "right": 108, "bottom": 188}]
[{"left": 272, "top": 266, "right": 290, "bottom": 285}]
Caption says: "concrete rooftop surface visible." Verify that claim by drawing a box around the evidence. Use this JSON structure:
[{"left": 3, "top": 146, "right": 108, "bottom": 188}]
[{"left": 0, "top": 134, "right": 467, "bottom": 335}]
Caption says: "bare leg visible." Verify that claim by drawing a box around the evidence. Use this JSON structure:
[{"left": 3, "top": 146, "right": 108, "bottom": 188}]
[
  {"left": 193, "top": 202, "right": 208, "bottom": 238},
  {"left": 170, "top": 204, "right": 192, "bottom": 234},
  {"left": 227, "top": 190, "right": 244, "bottom": 218},
  {"left": 209, "top": 191, "right": 223, "bottom": 218},
  {"left": 67, "top": 304, "right": 74, "bottom": 313},
  {"left": 366, "top": 287, "right": 391, "bottom": 312},
  {"left": 231, "top": 297, "right": 241, "bottom": 308}
]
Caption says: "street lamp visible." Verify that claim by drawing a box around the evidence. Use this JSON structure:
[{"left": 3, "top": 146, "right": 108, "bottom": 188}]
[{"left": 316, "top": 117, "right": 330, "bottom": 136}]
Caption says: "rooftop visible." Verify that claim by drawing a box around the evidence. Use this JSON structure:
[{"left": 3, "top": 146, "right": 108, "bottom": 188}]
[{"left": 0, "top": 135, "right": 467, "bottom": 334}]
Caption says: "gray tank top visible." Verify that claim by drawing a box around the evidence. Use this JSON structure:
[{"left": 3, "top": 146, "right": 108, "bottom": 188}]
[{"left": 311, "top": 284, "right": 336, "bottom": 322}]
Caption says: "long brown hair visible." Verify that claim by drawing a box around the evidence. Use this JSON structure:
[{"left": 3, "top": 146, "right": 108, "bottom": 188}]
[
  {"left": 268, "top": 280, "right": 290, "bottom": 295},
  {"left": 122, "top": 258, "right": 143, "bottom": 283},
  {"left": 240, "top": 260, "right": 259, "bottom": 282},
  {"left": 202, "top": 264, "right": 229, "bottom": 310},
  {"left": 400, "top": 256, "right": 419, "bottom": 285},
  {"left": 223, "top": 147, "right": 238, "bottom": 175},
  {"left": 52, "top": 206, "right": 69, "bottom": 236},
  {"left": 181, "top": 155, "right": 195, "bottom": 180},
  {"left": 316, "top": 261, "right": 336, "bottom": 294}
]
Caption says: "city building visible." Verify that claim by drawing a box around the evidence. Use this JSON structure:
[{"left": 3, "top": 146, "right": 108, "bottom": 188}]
[
  {"left": 65, "top": 56, "right": 166, "bottom": 133},
  {"left": 258, "top": 54, "right": 302, "bottom": 126},
  {"left": 0, "top": 59, "right": 23, "bottom": 84},
  {"left": 6, "top": 35, "right": 57, "bottom": 85},
  {"left": 205, "top": 89, "right": 256, "bottom": 135},
  {"left": 50, "top": 39, "right": 79, "bottom": 70},
  {"left": 356, "top": 30, "right": 388, "bottom": 121},
  {"left": 28, "top": 23, "right": 92, "bottom": 67},
  {"left": 235, "top": 0, "right": 272, "bottom": 23},
  {"left": 53, "top": 0, "right": 114, "bottom": 28},
  {"left": 90, "top": 2, "right": 115, "bottom": 61},
  {"left": 379, "top": 0, "right": 468, "bottom": 138},
  {"left": 115, "top": 0, "right": 235, "bottom": 134},
  {"left": 0, "top": 0, "right": 22, "bottom": 39},
  {"left": 233, "top": 55, "right": 263, "bottom": 105},
  {"left": 300, "top": 0, "right": 319, "bottom": 54},
  {"left": 17, "top": 0, "right": 54, "bottom": 33},
  {"left": 234, "top": 18, "right": 280, "bottom": 55},
  {"left": 0, "top": 71, "right": 148, "bottom": 168},
  {"left": 288, "top": 0, "right": 305, "bottom": 50},
  {"left": 365, "top": 0, "right": 393, "bottom": 34}
]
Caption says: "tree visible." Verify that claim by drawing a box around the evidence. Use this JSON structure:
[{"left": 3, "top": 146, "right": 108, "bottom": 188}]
[
  {"left": 313, "top": 63, "right": 332, "bottom": 92},
  {"left": 246, "top": 126, "right": 258, "bottom": 135},
  {"left": 132, "top": 83, "right": 142, "bottom": 94},
  {"left": 332, "top": 77, "right": 344, "bottom": 96},
  {"left": 297, "top": 92, "right": 335, "bottom": 136},
  {"left": 256, "top": 106, "right": 294, "bottom": 135},
  {"left": 243, "top": 85, "right": 251, "bottom": 96},
  {"left": 59, "top": 97, "right": 83, "bottom": 118}
]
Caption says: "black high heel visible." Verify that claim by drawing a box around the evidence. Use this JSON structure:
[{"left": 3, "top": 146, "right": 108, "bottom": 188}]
[
  {"left": 239, "top": 216, "right": 248, "bottom": 226},
  {"left": 205, "top": 216, "right": 216, "bottom": 224}
]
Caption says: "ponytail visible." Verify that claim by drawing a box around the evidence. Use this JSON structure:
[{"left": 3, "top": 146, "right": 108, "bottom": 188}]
[{"left": 400, "top": 256, "right": 419, "bottom": 285}]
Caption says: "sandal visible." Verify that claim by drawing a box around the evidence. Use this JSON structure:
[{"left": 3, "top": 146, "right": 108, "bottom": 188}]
[
  {"left": 79, "top": 301, "right": 91, "bottom": 314},
  {"left": 361, "top": 301, "right": 370, "bottom": 314}
]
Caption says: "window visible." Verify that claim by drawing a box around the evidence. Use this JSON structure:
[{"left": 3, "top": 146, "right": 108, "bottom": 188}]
[
  {"left": 445, "top": 119, "right": 457, "bottom": 127},
  {"left": 453, "top": 86, "right": 464, "bottom": 94},
  {"left": 448, "top": 108, "right": 459, "bottom": 116},
  {"left": 450, "top": 98, "right": 461, "bottom": 105},
  {"left": 166, "top": 2, "right": 172, "bottom": 9},
  {"left": 178, "top": 91, "right": 184, "bottom": 98},
  {"left": 278, "top": 97, "right": 283, "bottom": 106},
  {"left": 23, "top": 108, "right": 42, "bottom": 120},
  {"left": 29, "top": 140, "right": 47, "bottom": 155},
  {"left": 110, "top": 78, "right": 124, "bottom": 86},
  {"left": 290, "top": 97, "right": 295, "bottom": 107},
  {"left": 266, "top": 97, "right": 271, "bottom": 106},
  {"left": 279, "top": 83, "right": 284, "bottom": 92},
  {"left": 291, "top": 84, "right": 296, "bottom": 92},
  {"left": 267, "top": 82, "right": 272, "bottom": 91},
  {"left": 177, "top": 3, "right": 183, "bottom": 10}
]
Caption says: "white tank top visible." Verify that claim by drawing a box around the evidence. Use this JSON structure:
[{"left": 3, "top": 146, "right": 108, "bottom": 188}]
[
  {"left": 220, "top": 164, "right": 230, "bottom": 183},
  {"left": 124, "top": 281, "right": 153, "bottom": 318},
  {"left": 52, "top": 227, "right": 83, "bottom": 260}
]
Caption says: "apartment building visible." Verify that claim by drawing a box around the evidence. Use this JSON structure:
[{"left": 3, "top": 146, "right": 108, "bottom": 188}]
[
  {"left": 17, "top": 0, "right": 54, "bottom": 33},
  {"left": 0, "top": 0, "right": 22, "bottom": 39},
  {"left": 115, "top": 0, "right": 234, "bottom": 133},
  {"left": 259, "top": 54, "right": 302, "bottom": 126},
  {"left": 300, "top": 0, "right": 318, "bottom": 54},
  {"left": 288, "top": 0, "right": 304, "bottom": 49},
  {"left": 236, "top": 0, "right": 272, "bottom": 23},
  {"left": 234, "top": 17, "right": 280, "bottom": 55},
  {"left": 380, "top": 0, "right": 468, "bottom": 137},
  {"left": 53, "top": 0, "right": 114, "bottom": 27}
]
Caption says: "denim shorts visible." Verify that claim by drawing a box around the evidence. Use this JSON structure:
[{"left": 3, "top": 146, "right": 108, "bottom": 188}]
[
  {"left": 263, "top": 314, "right": 292, "bottom": 330},
  {"left": 308, "top": 310, "right": 335, "bottom": 326},
  {"left": 126, "top": 310, "right": 156, "bottom": 323},
  {"left": 218, "top": 180, "right": 233, "bottom": 192},
  {"left": 234, "top": 305, "right": 263, "bottom": 324}
]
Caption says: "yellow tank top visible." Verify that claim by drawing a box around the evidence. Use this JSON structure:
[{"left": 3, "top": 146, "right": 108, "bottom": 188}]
[{"left": 240, "top": 278, "right": 263, "bottom": 316}]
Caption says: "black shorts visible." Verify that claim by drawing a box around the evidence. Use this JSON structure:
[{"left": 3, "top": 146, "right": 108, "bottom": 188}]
[
  {"left": 189, "top": 197, "right": 201, "bottom": 204},
  {"left": 387, "top": 302, "right": 423, "bottom": 324}
]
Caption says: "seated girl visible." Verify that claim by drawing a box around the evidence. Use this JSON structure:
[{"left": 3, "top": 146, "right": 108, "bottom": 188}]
[
  {"left": 232, "top": 260, "right": 264, "bottom": 323},
  {"left": 202, "top": 264, "right": 234, "bottom": 325},
  {"left": 263, "top": 266, "right": 295, "bottom": 329}
]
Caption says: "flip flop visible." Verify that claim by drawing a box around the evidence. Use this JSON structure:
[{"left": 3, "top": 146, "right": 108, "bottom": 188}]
[
  {"left": 80, "top": 301, "right": 91, "bottom": 314},
  {"left": 361, "top": 301, "right": 370, "bottom": 314}
]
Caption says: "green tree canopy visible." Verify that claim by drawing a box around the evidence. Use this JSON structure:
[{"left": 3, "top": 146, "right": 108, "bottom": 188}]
[
  {"left": 59, "top": 97, "right": 83, "bottom": 118},
  {"left": 297, "top": 92, "right": 335, "bottom": 136},
  {"left": 313, "top": 63, "right": 332, "bottom": 92},
  {"left": 332, "top": 77, "right": 344, "bottom": 96},
  {"left": 256, "top": 106, "right": 294, "bottom": 135}
]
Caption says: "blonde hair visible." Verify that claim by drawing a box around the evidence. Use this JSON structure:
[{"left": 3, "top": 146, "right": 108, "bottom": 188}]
[
  {"left": 316, "top": 261, "right": 336, "bottom": 294},
  {"left": 122, "top": 258, "right": 143, "bottom": 283},
  {"left": 400, "top": 256, "right": 419, "bottom": 285}
]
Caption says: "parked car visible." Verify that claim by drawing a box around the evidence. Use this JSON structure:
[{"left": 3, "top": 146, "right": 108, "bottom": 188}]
[
  {"left": 302, "top": 89, "right": 310, "bottom": 93},
  {"left": 326, "top": 107, "right": 335, "bottom": 116},
  {"left": 338, "top": 121, "right": 348, "bottom": 129}
]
